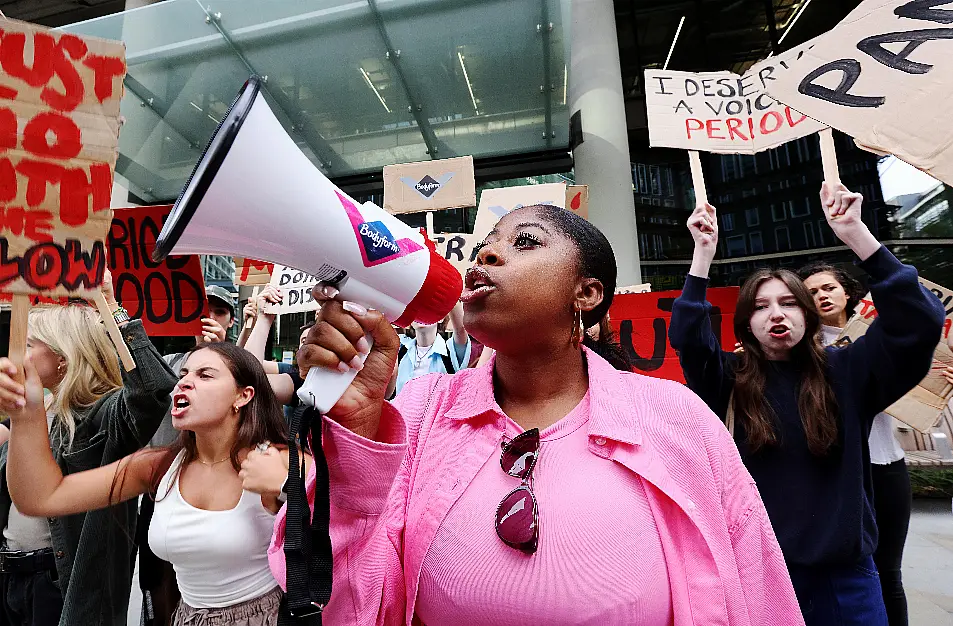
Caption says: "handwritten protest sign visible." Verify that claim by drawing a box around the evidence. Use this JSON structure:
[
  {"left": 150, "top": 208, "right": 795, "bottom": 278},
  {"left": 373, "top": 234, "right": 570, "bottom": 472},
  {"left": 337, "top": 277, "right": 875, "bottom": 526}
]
[
  {"left": 0, "top": 20, "right": 124, "bottom": 298},
  {"left": 0, "top": 19, "right": 126, "bottom": 364},
  {"left": 609, "top": 287, "right": 739, "bottom": 383},
  {"left": 432, "top": 232, "right": 481, "bottom": 278},
  {"left": 263, "top": 265, "right": 321, "bottom": 315},
  {"left": 109, "top": 205, "right": 207, "bottom": 336},
  {"left": 765, "top": 0, "right": 953, "bottom": 186},
  {"left": 644, "top": 41, "right": 825, "bottom": 154},
  {"left": 837, "top": 277, "right": 953, "bottom": 432},
  {"left": 234, "top": 257, "right": 274, "bottom": 286},
  {"left": 383, "top": 156, "right": 476, "bottom": 215}
]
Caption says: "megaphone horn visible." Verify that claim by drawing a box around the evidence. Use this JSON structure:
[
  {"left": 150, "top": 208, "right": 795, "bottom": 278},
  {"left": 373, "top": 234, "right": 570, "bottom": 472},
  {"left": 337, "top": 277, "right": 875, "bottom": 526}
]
[{"left": 153, "top": 75, "right": 462, "bottom": 412}]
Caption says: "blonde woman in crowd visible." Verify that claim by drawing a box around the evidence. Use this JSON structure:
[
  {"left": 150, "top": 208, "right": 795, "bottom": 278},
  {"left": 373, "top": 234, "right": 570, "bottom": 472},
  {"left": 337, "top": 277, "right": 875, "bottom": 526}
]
[{"left": 0, "top": 271, "right": 176, "bottom": 626}]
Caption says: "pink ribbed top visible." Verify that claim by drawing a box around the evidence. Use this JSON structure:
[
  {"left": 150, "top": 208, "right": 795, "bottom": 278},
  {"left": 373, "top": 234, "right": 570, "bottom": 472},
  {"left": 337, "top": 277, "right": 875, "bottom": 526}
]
[{"left": 415, "top": 392, "right": 674, "bottom": 625}]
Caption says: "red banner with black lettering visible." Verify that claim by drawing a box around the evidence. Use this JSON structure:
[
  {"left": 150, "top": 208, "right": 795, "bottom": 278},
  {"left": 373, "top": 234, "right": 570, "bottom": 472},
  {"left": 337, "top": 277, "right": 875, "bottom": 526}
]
[
  {"left": 108, "top": 205, "right": 207, "bottom": 336},
  {"left": 609, "top": 287, "right": 739, "bottom": 383}
]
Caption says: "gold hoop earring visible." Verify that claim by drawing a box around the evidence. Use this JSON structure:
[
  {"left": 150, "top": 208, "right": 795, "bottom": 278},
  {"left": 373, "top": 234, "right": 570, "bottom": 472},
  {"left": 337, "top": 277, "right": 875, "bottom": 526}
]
[{"left": 570, "top": 307, "right": 584, "bottom": 349}]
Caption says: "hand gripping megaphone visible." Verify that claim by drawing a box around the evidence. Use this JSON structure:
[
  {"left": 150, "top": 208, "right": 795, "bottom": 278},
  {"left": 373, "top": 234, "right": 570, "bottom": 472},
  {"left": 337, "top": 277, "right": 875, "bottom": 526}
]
[{"left": 153, "top": 76, "right": 462, "bottom": 413}]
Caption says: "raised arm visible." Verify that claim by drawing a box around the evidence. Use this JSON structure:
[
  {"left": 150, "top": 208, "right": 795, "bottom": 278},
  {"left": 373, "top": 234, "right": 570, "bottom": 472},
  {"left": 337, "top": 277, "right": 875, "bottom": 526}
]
[
  {"left": 821, "top": 183, "right": 945, "bottom": 415},
  {"left": 0, "top": 357, "right": 155, "bottom": 516},
  {"left": 447, "top": 301, "right": 471, "bottom": 369},
  {"left": 669, "top": 203, "right": 735, "bottom": 418},
  {"left": 236, "top": 298, "right": 258, "bottom": 348},
  {"left": 95, "top": 271, "right": 177, "bottom": 453},
  {"left": 243, "top": 286, "right": 296, "bottom": 404}
]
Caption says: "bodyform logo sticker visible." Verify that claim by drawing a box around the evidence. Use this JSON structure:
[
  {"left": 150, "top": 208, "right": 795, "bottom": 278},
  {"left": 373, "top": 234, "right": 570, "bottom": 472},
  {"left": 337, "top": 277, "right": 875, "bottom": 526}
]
[
  {"left": 337, "top": 191, "right": 424, "bottom": 267},
  {"left": 400, "top": 173, "right": 455, "bottom": 199}
]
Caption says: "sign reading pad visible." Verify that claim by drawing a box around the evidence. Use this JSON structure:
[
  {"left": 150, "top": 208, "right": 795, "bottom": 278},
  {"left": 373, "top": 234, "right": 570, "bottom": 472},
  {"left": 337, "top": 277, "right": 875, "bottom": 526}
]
[
  {"left": 109, "top": 205, "right": 207, "bottom": 336},
  {"left": 765, "top": 0, "right": 953, "bottom": 186},
  {"left": 0, "top": 18, "right": 126, "bottom": 298}
]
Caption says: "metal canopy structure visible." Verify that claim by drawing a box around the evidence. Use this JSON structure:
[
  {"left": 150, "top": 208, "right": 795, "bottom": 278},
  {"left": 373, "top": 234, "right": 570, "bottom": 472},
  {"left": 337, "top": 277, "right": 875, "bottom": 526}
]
[{"left": 59, "top": 0, "right": 571, "bottom": 203}]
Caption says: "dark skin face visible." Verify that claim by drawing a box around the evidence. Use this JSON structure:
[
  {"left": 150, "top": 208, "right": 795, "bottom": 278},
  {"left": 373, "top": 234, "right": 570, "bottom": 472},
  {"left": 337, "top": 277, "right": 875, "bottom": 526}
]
[{"left": 462, "top": 207, "right": 605, "bottom": 356}]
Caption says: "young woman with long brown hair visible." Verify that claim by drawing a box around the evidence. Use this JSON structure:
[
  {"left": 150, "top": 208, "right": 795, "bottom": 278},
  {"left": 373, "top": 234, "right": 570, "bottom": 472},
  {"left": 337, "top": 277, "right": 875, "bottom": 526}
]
[
  {"left": 0, "top": 342, "right": 294, "bottom": 626},
  {"left": 669, "top": 183, "right": 944, "bottom": 626},
  {"left": 799, "top": 261, "right": 931, "bottom": 626}
]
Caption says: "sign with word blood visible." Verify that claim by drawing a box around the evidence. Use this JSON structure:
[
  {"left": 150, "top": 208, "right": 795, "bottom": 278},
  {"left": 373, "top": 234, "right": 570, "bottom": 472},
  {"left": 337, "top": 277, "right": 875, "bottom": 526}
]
[
  {"left": 609, "top": 287, "right": 739, "bottom": 383},
  {"left": 765, "top": 0, "right": 953, "bottom": 186},
  {"left": 264, "top": 265, "right": 321, "bottom": 315},
  {"left": 234, "top": 257, "right": 274, "bottom": 286},
  {"left": 109, "top": 206, "right": 207, "bottom": 336},
  {"left": 836, "top": 276, "right": 953, "bottom": 432},
  {"left": 644, "top": 40, "right": 825, "bottom": 154},
  {"left": 0, "top": 19, "right": 125, "bottom": 297}
]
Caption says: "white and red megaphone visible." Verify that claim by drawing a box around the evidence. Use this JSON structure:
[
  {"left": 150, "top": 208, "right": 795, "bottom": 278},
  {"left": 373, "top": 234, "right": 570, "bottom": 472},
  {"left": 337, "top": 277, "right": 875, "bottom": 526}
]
[{"left": 153, "top": 76, "right": 462, "bottom": 412}]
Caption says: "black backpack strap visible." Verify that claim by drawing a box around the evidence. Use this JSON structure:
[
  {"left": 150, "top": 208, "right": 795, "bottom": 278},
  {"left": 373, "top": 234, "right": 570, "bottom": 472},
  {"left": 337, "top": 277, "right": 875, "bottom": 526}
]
[
  {"left": 398, "top": 344, "right": 407, "bottom": 365},
  {"left": 440, "top": 351, "right": 456, "bottom": 375},
  {"left": 278, "top": 406, "right": 332, "bottom": 625}
]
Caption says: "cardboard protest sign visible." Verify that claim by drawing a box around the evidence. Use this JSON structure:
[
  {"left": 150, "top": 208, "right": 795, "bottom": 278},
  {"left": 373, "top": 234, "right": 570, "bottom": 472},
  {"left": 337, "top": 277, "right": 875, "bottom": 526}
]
[
  {"left": 765, "top": 0, "right": 953, "bottom": 186},
  {"left": 109, "top": 205, "right": 207, "bottom": 336},
  {"left": 0, "top": 19, "right": 125, "bottom": 299},
  {"left": 263, "top": 265, "right": 321, "bottom": 315},
  {"left": 609, "top": 287, "right": 739, "bottom": 383},
  {"left": 566, "top": 185, "right": 589, "bottom": 220},
  {"left": 432, "top": 232, "right": 482, "bottom": 278},
  {"left": 472, "top": 183, "right": 567, "bottom": 245},
  {"left": 234, "top": 257, "right": 274, "bottom": 286},
  {"left": 644, "top": 41, "right": 825, "bottom": 154},
  {"left": 836, "top": 277, "right": 953, "bottom": 432},
  {"left": 383, "top": 156, "right": 476, "bottom": 215}
]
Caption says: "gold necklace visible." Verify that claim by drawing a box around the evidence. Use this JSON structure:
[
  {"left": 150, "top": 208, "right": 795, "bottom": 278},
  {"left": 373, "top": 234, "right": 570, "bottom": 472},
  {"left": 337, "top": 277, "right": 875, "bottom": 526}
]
[{"left": 197, "top": 456, "right": 230, "bottom": 466}]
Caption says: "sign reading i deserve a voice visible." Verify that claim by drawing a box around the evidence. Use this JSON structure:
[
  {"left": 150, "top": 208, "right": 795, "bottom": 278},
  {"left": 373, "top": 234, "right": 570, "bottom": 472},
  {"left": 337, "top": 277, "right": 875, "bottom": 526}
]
[{"left": 644, "top": 40, "right": 825, "bottom": 153}]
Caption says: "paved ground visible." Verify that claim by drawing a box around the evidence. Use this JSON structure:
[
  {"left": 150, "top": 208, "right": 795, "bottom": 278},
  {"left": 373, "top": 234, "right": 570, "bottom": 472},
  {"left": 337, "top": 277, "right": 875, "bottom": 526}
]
[
  {"left": 127, "top": 498, "right": 953, "bottom": 625},
  {"left": 906, "top": 498, "right": 953, "bottom": 625}
]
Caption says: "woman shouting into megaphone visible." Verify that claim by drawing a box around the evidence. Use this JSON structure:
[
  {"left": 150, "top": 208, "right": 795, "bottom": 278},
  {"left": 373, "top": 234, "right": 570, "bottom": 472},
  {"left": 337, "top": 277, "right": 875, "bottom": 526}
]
[{"left": 270, "top": 204, "right": 805, "bottom": 625}]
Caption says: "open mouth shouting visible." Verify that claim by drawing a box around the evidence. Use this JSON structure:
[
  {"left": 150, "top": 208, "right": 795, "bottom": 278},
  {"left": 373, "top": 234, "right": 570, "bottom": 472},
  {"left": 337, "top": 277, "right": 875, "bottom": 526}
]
[
  {"left": 461, "top": 267, "right": 496, "bottom": 303},
  {"left": 768, "top": 324, "right": 791, "bottom": 340},
  {"left": 170, "top": 393, "right": 191, "bottom": 418}
]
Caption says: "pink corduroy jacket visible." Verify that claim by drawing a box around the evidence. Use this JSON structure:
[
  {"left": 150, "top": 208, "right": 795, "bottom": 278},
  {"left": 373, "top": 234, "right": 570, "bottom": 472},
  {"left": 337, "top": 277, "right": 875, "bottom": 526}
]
[{"left": 270, "top": 348, "right": 805, "bottom": 626}]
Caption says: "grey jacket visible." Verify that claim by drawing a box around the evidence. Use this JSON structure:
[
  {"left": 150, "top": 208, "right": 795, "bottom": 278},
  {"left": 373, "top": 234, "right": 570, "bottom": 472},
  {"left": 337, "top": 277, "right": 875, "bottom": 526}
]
[{"left": 0, "top": 319, "right": 176, "bottom": 626}]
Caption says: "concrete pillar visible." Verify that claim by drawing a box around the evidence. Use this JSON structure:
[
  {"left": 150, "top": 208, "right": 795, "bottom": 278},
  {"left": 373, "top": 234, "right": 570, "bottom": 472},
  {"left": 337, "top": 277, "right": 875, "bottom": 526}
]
[{"left": 568, "top": 0, "right": 642, "bottom": 286}]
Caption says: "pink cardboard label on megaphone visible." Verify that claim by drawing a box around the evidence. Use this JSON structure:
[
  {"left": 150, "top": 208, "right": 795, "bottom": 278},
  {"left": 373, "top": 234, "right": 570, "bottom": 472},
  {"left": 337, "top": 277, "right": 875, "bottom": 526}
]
[{"left": 338, "top": 191, "right": 424, "bottom": 267}]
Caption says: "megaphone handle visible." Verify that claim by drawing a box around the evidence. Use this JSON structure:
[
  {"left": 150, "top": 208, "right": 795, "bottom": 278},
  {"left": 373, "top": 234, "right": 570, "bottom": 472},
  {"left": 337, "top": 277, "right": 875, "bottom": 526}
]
[{"left": 296, "top": 333, "right": 374, "bottom": 414}]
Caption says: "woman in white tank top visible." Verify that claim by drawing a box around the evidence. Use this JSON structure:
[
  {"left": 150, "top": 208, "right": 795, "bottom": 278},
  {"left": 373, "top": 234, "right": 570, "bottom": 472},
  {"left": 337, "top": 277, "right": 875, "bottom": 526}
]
[{"left": 0, "top": 342, "right": 308, "bottom": 626}]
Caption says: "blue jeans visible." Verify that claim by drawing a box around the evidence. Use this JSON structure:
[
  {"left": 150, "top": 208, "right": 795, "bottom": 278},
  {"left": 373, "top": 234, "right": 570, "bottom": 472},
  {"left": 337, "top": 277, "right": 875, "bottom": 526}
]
[{"left": 788, "top": 555, "right": 888, "bottom": 626}]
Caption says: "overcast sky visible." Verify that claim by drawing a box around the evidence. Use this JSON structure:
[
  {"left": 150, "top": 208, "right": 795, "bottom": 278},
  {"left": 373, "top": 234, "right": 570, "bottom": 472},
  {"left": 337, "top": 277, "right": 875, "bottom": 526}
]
[{"left": 878, "top": 156, "right": 941, "bottom": 202}]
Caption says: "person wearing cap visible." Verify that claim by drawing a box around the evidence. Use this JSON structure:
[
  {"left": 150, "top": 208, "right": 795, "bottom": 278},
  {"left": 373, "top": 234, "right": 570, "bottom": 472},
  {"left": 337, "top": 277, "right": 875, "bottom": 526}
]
[{"left": 203, "top": 285, "right": 237, "bottom": 345}]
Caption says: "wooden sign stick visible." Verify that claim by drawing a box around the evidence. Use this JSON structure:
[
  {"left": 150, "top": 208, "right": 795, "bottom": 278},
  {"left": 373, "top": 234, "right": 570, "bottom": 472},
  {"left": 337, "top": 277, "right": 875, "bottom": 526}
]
[
  {"left": 688, "top": 151, "right": 708, "bottom": 206},
  {"left": 8, "top": 295, "right": 30, "bottom": 368},
  {"left": 93, "top": 291, "right": 136, "bottom": 371},
  {"left": 819, "top": 128, "right": 841, "bottom": 186},
  {"left": 425, "top": 211, "right": 435, "bottom": 240},
  {"left": 240, "top": 286, "right": 262, "bottom": 333}
]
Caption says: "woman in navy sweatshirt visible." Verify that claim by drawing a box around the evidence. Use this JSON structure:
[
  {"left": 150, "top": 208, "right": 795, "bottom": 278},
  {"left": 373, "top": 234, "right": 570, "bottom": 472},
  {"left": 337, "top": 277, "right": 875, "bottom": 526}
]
[{"left": 669, "top": 182, "right": 943, "bottom": 626}]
